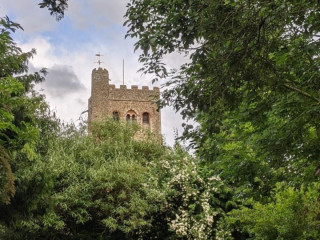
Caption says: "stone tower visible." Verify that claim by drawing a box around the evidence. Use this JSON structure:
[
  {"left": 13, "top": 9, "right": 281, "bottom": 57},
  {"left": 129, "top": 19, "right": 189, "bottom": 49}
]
[{"left": 88, "top": 67, "right": 161, "bottom": 134}]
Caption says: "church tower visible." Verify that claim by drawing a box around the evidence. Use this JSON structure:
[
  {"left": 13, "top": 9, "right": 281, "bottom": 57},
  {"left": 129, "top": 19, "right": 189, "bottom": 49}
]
[
  {"left": 88, "top": 67, "right": 161, "bottom": 135},
  {"left": 88, "top": 68, "right": 109, "bottom": 123}
]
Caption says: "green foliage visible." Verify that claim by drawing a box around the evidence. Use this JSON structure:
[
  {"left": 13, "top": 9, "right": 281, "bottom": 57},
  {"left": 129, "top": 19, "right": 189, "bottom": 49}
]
[
  {"left": 38, "top": 0, "right": 68, "bottom": 20},
  {"left": 125, "top": 0, "right": 320, "bottom": 238},
  {"left": 46, "top": 121, "right": 166, "bottom": 238},
  {"left": 125, "top": 0, "right": 320, "bottom": 149},
  {"left": 1, "top": 120, "right": 152, "bottom": 239},
  {"left": 0, "top": 16, "right": 48, "bottom": 204},
  {"left": 226, "top": 183, "right": 320, "bottom": 240},
  {"left": 0, "top": 118, "right": 223, "bottom": 239}
]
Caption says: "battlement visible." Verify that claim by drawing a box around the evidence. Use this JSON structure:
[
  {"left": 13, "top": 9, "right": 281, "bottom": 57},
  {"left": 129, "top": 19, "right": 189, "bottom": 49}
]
[
  {"left": 91, "top": 68, "right": 109, "bottom": 84},
  {"left": 108, "top": 84, "right": 160, "bottom": 101},
  {"left": 108, "top": 84, "right": 160, "bottom": 92},
  {"left": 92, "top": 67, "right": 108, "bottom": 73}
]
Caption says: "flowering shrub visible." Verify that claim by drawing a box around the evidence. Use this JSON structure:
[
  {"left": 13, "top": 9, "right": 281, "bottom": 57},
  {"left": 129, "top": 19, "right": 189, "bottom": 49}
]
[{"left": 155, "top": 153, "right": 220, "bottom": 240}]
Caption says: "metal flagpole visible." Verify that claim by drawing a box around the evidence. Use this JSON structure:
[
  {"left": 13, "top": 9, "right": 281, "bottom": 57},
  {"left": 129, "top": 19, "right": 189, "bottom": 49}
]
[{"left": 123, "top": 59, "right": 124, "bottom": 85}]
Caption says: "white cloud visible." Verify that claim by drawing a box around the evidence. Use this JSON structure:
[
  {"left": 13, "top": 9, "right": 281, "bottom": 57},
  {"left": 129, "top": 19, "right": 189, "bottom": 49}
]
[
  {"left": 19, "top": 36, "right": 57, "bottom": 66},
  {"left": 18, "top": 36, "right": 89, "bottom": 122},
  {"left": 0, "top": 0, "right": 58, "bottom": 34}
]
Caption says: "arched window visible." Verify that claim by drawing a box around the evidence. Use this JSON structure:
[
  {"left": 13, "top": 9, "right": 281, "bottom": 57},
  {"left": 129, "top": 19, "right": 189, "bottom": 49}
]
[
  {"left": 142, "top": 112, "right": 150, "bottom": 124},
  {"left": 113, "top": 111, "right": 119, "bottom": 121},
  {"left": 126, "top": 110, "right": 137, "bottom": 123}
]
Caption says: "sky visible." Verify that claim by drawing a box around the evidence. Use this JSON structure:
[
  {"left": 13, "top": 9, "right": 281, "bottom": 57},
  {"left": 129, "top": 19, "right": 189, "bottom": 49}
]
[{"left": 0, "top": 0, "right": 188, "bottom": 146}]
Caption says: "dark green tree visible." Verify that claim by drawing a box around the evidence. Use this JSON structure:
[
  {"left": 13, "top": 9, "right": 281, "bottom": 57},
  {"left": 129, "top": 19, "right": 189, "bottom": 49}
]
[
  {"left": 0, "top": 16, "right": 50, "bottom": 204},
  {"left": 124, "top": 0, "right": 320, "bottom": 238},
  {"left": 124, "top": 0, "right": 320, "bottom": 152}
]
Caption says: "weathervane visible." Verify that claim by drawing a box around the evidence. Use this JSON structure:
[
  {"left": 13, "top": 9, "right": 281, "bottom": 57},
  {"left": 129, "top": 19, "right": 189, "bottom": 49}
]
[{"left": 95, "top": 52, "right": 104, "bottom": 68}]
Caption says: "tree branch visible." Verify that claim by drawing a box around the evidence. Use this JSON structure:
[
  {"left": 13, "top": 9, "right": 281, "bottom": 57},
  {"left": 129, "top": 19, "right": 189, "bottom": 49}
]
[{"left": 283, "top": 83, "right": 320, "bottom": 103}]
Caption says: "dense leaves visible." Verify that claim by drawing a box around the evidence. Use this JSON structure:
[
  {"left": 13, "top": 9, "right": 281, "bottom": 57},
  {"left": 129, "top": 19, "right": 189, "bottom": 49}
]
[
  {"left": 1, "top": 121, "right": 162, "bottom": 239},
  {"left": 125, "top": 0, "right": 320, "bottom": 238},
  {"left": 0, "top": 119, "right": 219, "bottom": 239},
  {"left": 0, "top": 16, "right": 49, "bottom": 204},
  {"left": 125, "top": 0, "right": 320, "bottom": 145},
  {"left": 226, "top": 184, "right": 320, "bottom": 239}
]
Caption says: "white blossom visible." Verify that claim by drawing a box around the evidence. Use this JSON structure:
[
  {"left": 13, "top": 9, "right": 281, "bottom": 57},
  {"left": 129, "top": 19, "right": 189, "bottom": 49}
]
[{"left": 160, "top": 156, "right": 219, "bottom": 240}]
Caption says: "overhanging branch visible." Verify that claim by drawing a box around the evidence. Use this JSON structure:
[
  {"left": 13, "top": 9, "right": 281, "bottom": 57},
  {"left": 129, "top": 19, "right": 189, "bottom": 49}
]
[{"left": 283, "top": 83, "right": 320, "bottom": 103}]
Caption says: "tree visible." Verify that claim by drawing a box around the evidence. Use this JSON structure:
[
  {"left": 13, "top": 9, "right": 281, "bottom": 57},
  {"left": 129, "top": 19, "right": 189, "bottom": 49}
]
[
  {"left": 226, "top": 183, "right": 320, "bottom": 239},
  {"left": 124, "top": 0, "right": 320, "bottom": 149},
  {"left": 124, "top": 0, "right": 320, "bottom": 238},
  {"left": 0, "top": 16, "right": 50, "bottom": 204},
  {"left": 124, "top": 0, "right": 320, "bottom": 181}
]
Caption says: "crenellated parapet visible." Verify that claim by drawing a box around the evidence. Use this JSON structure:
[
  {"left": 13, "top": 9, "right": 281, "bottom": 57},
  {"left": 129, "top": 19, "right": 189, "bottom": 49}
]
[{"left": 108, "top": 84, "right": 160, "bottom": 101}]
